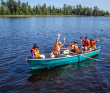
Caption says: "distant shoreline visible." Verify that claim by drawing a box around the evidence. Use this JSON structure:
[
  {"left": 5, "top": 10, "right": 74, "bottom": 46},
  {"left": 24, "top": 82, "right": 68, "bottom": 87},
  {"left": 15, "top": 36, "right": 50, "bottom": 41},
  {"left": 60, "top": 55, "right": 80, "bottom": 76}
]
[
  {"left": 104, "top": 15, "right": 110, "bottom": 17},
  {"left": 0, "top": 15, "right": 93, "bottom": 17},
  {"left": 0, "top": 15, "right": 109, "bottom": 17}
]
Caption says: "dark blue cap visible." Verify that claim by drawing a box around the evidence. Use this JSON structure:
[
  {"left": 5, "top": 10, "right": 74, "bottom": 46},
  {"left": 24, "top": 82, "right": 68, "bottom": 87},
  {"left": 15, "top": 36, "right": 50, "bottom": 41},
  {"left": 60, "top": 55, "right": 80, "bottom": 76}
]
[
  {"left": 90, "top": 38, "right": 93, "bottom": 41},
  {"left": 74, "top": 41, "right": 77, "bottom": 43},
  {"left": 34, "top": 44, "right": 39, "bottom": 48}
]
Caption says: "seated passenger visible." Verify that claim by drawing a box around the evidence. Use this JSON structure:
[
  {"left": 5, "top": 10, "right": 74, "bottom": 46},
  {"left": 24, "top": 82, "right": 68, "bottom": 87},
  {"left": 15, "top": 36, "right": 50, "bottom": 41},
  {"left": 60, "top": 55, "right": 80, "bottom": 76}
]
[
  {"left": 90, "top": 39, "right": 99, "bottom": 50},
  {"left": 80, "top": 36, "right": 90, "bottom": 51},
  {"left": 69, "top": 43, "right": 75, "bottom": 55},
  {"left": 53, "top": 33, "right": 65, "bottom": 57},
  {"left": 31, "top": 44, "right": 41, "bottom": 59},
  {"left": 69, "top": 41, "right": 83, "bottom": 55}
]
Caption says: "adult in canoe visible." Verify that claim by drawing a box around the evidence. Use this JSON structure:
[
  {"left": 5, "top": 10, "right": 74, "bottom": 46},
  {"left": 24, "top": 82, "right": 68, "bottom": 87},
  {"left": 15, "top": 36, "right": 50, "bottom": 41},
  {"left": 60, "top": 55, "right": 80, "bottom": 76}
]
[
  {"left": 90, "top": 39, "right": 99, "bottom": 49},
  {"left": 69, "top": 41, "right": 83, "bottom": 55},
  {"left": 31, "top": 44, "right": 41, "bottom": 59},
  {"left": 53, "top": 33, "right": 65, "bottom": 57},
  {"left": 80, "top": 36, "right": 90, "bottom": 51}
]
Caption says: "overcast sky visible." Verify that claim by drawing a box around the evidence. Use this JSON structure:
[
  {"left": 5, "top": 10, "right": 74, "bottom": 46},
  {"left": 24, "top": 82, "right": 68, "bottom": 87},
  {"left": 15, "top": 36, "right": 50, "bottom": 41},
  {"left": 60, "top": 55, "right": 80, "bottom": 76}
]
[{"left": 3, "top": 0, "right": 110, "bottom": 12}]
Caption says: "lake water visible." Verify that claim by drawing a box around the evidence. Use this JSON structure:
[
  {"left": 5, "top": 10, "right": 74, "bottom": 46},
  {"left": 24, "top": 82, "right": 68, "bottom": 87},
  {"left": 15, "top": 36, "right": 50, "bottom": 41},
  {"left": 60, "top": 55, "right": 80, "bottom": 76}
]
[{"left": 0, "top": 17, "right": 110, "bottom": 92}]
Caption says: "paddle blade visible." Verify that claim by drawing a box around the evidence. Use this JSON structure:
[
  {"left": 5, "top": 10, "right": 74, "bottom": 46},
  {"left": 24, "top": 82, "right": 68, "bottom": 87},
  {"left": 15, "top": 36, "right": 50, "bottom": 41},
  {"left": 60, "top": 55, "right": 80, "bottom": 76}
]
[
  {"left": 94, "top": 59, "right": 102, "bottom": 61},
  {"left": 98, "top": 46, "right": 101, "bottom": 49}
]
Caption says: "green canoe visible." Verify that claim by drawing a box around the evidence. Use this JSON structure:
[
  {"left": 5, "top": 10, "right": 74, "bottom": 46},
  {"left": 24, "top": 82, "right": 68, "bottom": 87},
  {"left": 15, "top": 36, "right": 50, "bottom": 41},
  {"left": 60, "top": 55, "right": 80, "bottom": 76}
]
[{"left": 26, "top": 49, "right": 100, "bottom": 70}]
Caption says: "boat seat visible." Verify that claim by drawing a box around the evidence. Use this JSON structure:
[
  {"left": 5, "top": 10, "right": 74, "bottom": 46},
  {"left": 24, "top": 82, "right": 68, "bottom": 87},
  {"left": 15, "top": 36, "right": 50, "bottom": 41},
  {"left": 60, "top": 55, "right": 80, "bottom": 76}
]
[
  {"left": 59, "top": 54, "right": 67, "bottom": 57},
  {"left": 44, "top": 53, "right": 51, "bottom": 58},
  {"left": 92, "top": 49, "right": 99, "bottom": 51}
]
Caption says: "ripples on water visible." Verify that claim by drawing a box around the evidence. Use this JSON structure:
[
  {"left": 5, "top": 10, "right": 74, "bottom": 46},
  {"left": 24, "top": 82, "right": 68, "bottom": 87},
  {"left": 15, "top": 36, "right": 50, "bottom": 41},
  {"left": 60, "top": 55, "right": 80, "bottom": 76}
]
[{"left": 0, "top": 17, "right": 110, "bottom": 92}]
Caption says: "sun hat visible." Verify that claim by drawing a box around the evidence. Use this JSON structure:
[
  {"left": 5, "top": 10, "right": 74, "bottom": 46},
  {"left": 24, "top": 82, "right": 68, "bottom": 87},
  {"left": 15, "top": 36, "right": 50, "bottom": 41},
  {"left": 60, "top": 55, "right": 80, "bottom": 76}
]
[{"left": 34, "top": 44, "right": 39, "bottom": 48}]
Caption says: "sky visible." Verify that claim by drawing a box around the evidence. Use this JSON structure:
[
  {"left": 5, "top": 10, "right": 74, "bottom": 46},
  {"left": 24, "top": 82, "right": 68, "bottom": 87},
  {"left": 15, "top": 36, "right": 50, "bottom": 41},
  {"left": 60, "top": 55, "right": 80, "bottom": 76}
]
[{"left": 3, "top": 0, "right": 110, "bottom": 12}]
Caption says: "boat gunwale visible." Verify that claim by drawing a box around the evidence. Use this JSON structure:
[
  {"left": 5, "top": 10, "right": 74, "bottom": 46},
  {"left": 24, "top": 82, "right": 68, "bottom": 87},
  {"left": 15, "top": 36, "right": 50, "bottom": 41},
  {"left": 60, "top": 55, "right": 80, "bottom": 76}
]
[{"left": 27, "top": 49, "right": 100, "bottom": 61}]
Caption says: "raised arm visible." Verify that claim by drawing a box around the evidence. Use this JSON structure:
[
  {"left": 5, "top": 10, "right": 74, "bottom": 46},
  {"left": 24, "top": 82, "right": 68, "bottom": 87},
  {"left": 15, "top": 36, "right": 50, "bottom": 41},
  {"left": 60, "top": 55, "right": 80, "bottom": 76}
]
[
  {"left": 80, "top": 36, "right": 83, "bottom": 42},
  {"left": 59, "top": 37, "right": 65, "bottom": 48},
  {"left": 62, "top": 37, "right": 65, "bottom": 45},
  {"left": 56, "top": 33, "right": 61, "bottom": 44},
  {"left": 95, "top": 39, "right": 99, "bottom": 43}
]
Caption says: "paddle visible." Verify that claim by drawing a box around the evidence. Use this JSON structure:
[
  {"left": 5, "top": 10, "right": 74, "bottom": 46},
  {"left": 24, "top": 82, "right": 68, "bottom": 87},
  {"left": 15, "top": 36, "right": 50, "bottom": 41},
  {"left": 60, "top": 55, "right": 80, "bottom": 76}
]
[
  {"left": 79, "top": 55, "right": 95, "bottom": 60},
  {"left": 70, "top": 52, "right": 98, "bottom": 61}
]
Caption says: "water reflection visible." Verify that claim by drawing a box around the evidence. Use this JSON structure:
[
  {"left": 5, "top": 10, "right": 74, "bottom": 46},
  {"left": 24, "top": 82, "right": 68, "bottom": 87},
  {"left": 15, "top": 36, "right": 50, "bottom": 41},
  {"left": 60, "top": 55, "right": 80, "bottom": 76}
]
[{"left": 28, "top": 55, "right": 99, "bottom": 82}]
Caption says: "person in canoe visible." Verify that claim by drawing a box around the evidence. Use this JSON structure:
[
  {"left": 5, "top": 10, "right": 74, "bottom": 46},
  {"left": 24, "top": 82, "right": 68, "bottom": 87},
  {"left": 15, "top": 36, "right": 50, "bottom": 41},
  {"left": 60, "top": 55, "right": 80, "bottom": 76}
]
[
  {"left": 90, "top": 39, "right": 99, "bottom": 50},
  {"left": 80, "top": 36, "right": 90, "bottom": 52},
  {"left": 69, "top": 41, "right": 83, "bottom": 55},
  {"left": 31, "top": 44, "right": 41, "bottom": 59},
  {"left": 53, "top": 33, "right": 65, "bottom": 57}
]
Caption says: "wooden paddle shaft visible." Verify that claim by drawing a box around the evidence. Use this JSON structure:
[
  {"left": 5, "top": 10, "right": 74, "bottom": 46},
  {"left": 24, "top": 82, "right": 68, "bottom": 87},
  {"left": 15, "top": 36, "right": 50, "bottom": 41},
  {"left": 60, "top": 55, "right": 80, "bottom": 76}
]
[
  {"left": 70, "top": 52, "right": 94, "bottom": 60},
  {"left": 80, "top": 55, "right": 94, "bottom": 60}
]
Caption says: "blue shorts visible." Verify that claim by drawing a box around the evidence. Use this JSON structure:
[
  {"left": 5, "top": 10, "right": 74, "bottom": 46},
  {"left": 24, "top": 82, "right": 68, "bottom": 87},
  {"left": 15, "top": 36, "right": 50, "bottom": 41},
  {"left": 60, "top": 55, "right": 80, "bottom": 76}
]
[{"left": 58, "top": 51, "right": 60, "bottom": 56}]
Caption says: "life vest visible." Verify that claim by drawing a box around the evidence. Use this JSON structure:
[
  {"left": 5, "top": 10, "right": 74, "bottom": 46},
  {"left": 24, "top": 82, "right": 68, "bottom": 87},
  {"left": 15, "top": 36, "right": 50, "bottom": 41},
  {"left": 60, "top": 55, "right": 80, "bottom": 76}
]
[
  {"left": 69, "top": 44, "right": 74, "bottom": 50},
  {"left": 53, "top": 43, "right": 62, "bottom": 57},
  {"left": 74, "top": 45, "right": 79, "bottom": 52},
  {"left": 69, "top": 44, "right": 79, "bottom": 55},
  {"left": 69, "top": 44, "right": 74, "bottom": 55},
  {"left": 83, "top": 40, "right": 89, "bottom": 46},
  {"left": 90, "top": 40, "right": 96, "bottom": 48},
  {"left": 31, "top": 47, "right": 40, "bottom": 58}
]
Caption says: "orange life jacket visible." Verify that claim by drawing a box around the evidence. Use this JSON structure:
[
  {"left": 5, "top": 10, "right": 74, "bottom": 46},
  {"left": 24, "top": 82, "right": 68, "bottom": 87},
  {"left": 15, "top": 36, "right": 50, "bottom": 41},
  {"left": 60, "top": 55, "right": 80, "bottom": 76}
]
[
  {"left": 69, "top": 44, "right": 74, "bottom": 55},
  {"left": 53, "top": 43, "right": 62, "bottom": 57},
  {"left": 69, "top": 44, "right": 79, "bottom": 55},
  {"left": 31, "top": 47, "right": 40, "bottom": 58},
  {"left": 83, "top": 40, "right": 89, "bottom": 46},
  {"left": 90, "top": 40, "right": 96, "bottom": 48},
  {"left": 74, "top": 45, "right": 79, "bottom": 52}
]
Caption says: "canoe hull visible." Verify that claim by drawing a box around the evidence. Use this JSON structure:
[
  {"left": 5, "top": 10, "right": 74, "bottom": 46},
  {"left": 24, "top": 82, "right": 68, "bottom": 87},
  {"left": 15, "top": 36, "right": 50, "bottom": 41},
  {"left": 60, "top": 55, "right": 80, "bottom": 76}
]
[{"left": 27, "top": 50, "right": 100, "bottom": 70}]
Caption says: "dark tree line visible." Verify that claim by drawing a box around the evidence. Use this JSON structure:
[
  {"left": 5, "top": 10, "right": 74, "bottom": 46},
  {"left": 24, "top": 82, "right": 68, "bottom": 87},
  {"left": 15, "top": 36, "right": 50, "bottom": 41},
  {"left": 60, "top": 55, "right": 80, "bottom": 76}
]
[{"left": 0, "top": 0, "right": 109, "bottom": 16}]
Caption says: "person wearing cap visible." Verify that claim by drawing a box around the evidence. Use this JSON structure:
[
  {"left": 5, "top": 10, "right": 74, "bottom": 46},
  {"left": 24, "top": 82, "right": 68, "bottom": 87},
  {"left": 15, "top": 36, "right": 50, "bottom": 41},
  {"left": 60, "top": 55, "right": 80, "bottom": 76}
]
[
  {"left": 53, "top": 33, "right": 65, "bottom": 57},
  {"left": 80, "top": 36, "right": 90, "bottom": 51},
  {"left": 90, "top": 39, "right": 99, "bottom": 49},
  {"left": 31, "top": 44, "right": 41, "bottom": 59},
  {"left": 69, "top": 41, "right": 82, "bottom": 55}
]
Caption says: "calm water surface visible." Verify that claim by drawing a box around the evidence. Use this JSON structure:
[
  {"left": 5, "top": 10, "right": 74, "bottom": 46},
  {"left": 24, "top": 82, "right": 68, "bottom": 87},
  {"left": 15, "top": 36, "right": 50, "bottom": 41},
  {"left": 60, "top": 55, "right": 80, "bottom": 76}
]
[{"left": 0, "top": 17, "right": 110, "bottom": 93}]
